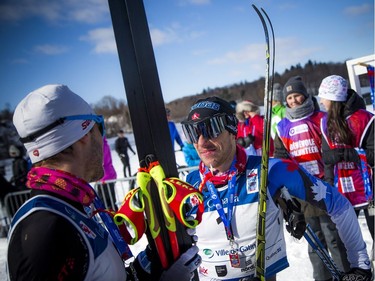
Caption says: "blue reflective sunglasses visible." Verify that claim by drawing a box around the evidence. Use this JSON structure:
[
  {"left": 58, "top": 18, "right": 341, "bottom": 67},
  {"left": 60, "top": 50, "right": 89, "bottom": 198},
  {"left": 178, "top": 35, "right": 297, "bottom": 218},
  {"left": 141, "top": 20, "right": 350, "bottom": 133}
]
[
  {"left": 20, "top": 114, "right": 105, "bottom": 143},
  {"left": 181, "top": 114, "right": 228, "bottom": 144}
]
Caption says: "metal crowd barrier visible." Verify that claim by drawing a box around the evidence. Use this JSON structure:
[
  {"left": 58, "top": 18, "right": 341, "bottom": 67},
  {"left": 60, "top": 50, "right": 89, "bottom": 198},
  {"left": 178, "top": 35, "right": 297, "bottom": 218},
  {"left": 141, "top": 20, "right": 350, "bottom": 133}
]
[
  {"left": 1, "top": 165, "right": 198, "bottom": 229},
  {"left": 3, "top": 190, "right": 32, "bottom": 218}
]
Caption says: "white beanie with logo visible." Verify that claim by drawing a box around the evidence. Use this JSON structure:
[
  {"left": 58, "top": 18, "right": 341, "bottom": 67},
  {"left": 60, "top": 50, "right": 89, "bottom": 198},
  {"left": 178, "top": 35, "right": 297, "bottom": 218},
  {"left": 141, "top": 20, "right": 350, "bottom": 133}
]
[
  {"left": 13, "top": 84, "right": 96, "bottom": 163},
  {"left": 318, "top": 75, "right": 348, "bottom": 102}
]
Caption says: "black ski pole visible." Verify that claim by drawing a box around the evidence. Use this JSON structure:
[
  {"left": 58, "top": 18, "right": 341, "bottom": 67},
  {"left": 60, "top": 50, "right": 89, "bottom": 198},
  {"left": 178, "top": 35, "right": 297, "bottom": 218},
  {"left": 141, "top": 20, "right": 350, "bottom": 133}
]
[
  {"left": 280, "top": 187, "right": 343, "bottom": 280},
  {"left": 304, "top": 225, "right": 344, "bottom": 281}
]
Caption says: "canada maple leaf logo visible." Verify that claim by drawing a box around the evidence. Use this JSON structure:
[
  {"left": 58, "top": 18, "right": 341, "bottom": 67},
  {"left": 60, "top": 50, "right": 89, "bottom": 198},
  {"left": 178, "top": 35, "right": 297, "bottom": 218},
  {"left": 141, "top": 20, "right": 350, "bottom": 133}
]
[
  {"left": 190, "top": 194, "right": 200, "bottom": 206},
  {"left": 311, "top": 180, "right": 327, "bottom": 202},
  {"left": 191, "top": 112, "right": 200, "bottom": 120}
]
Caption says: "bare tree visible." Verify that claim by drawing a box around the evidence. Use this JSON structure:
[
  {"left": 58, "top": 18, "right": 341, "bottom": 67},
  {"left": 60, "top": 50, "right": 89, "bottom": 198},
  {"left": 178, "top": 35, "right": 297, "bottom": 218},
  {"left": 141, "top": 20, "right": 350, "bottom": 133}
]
[{"left": 93, "top": 96, "right": 132, "bottom": 137}]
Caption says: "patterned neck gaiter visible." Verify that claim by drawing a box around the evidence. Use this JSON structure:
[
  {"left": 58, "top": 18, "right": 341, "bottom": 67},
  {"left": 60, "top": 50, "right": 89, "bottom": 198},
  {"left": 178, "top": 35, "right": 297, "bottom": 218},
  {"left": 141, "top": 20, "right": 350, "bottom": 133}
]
[{"left": 27, "top": 167, "right": 96, "bottom": 206}]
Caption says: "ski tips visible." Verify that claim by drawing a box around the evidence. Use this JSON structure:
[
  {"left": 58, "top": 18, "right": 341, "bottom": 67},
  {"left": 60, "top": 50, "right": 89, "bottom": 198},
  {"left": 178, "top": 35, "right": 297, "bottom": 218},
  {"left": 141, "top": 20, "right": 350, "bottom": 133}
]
[{"left": 251, "top": 3, "right": 275, "bottom": 119}]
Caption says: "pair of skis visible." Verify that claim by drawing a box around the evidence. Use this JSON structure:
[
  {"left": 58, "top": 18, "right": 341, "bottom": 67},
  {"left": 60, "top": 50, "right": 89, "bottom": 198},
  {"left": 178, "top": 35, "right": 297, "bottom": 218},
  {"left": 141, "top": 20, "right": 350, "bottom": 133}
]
[
  {"left": 108, "top": 0, "right": 201, "bottom": 278},
  {"left": 252, "top": 5, "right": 275, "bottom": 281},
  {"left": 252, "top": 5, "right": 343, "bottom": 280}
]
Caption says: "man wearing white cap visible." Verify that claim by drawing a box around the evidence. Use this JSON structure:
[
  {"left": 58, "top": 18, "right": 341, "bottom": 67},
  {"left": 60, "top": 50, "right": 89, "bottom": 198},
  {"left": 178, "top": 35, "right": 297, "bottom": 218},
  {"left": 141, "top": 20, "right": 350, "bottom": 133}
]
[{"left": 7, "top": 84, "right": 200, "bottom": 281}]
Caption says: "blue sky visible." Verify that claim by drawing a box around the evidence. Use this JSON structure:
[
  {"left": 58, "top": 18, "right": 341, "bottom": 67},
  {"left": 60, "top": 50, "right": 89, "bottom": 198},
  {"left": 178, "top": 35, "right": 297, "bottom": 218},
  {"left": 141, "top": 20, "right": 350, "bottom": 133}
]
[{"left": 0, "top": 0, "right": 373, "bottom": 111}]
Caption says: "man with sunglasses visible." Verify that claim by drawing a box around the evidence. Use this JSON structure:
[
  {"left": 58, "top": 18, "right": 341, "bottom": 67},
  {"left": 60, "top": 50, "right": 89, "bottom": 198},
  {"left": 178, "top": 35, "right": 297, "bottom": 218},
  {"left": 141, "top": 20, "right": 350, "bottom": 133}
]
[
  {"left": 7, "top": 84, "right": 200, "bottom": 281},
  {"left": 181, "top": 96, "right": 372, "bottom": 281}
]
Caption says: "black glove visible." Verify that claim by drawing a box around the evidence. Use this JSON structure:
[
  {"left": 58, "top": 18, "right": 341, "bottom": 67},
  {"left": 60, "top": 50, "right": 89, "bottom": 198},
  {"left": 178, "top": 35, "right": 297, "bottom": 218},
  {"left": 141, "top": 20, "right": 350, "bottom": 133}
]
[
  {"left": 278, "top": 197, "right": 306, "bottom": 240},
  {"left": 323, "top": 148, "right": 360, "bottom": 165},
  {"left": 244, "top": 134, "right": 255, "bottom": 147},
  {"left": 343, "top": 148, "right": 360, "bottom": 164},
  {"left": 237, "top": 137, "right": 246, "bottom": 147},
  {"left": 341, "top": 268, "right": 372, "bottom": 281},
  {"left": 285, "top": 210, "right": 306, "bottom": 240}
]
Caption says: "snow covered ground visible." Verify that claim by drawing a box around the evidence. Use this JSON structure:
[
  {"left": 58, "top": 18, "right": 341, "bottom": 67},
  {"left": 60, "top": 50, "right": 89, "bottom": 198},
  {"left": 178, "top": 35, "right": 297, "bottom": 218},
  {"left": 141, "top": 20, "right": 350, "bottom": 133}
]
[{"left": 0, "top": 133, "right": 373, "bottom": 280}]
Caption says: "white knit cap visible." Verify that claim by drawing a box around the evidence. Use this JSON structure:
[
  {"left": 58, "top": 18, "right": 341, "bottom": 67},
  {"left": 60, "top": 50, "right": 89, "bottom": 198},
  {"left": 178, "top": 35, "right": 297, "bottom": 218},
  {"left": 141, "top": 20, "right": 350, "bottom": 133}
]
[
  {"left": 13, "top": 84, "right": 96, "bottom": 163},
  {"left": 318, "top": 75, "right": 348, "bottom": 102}
]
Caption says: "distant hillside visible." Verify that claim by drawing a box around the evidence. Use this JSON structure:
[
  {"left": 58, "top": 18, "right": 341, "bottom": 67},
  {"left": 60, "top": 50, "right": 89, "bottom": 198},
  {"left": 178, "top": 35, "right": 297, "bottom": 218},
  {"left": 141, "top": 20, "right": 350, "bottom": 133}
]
[
  {"left": 166, "top": 60, "right": 349, "bottom": 122},
  {"left": 0, "top": 60, "right": 353, "bottom": 152}
]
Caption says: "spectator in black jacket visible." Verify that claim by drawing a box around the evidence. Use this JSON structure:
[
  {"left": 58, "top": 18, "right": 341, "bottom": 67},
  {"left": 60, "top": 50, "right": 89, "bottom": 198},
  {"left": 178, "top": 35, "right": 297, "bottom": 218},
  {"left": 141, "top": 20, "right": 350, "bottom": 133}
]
[
  {"left": 9, "top": 144, "right": 29, "bottom": 190},
  {"left": 115, "top": 130, "right": 136, "bottom": 177},
  {"left": 0, "top": 172, "right": 15, "bottom": 205}
]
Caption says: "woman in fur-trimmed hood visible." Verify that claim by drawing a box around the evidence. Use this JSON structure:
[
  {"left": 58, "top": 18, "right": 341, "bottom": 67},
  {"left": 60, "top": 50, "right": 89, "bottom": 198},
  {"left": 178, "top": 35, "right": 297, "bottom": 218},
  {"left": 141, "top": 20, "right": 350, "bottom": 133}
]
[{"left": 235, "top": 100, "right": 273, "bottom": 156}]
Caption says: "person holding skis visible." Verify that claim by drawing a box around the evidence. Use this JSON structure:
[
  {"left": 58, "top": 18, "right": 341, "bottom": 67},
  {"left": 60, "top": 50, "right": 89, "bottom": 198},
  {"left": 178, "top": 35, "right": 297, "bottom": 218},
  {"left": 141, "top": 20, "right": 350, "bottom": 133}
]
[
  {"left": 319, "top": 75, "right": 374, "bottom": 241},
  {"left": 7, "top": 84, "right": 201, "bottom": 281},
  {"left": 181, "top": 96, "right": 371, "bottom": 281},
  {"left": 115, "top": 129, "right": 136, "bottom": 178}
]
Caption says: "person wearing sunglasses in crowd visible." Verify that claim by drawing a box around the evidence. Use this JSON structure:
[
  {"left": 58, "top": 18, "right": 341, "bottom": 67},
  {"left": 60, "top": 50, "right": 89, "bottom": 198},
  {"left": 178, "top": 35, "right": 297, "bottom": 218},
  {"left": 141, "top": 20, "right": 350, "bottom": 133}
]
[
  {"left": 7, "top": 84, "right": 201, "bottom": 281},
  {"left": 181, "top": 96, "right": 372, "bottom": 281}
]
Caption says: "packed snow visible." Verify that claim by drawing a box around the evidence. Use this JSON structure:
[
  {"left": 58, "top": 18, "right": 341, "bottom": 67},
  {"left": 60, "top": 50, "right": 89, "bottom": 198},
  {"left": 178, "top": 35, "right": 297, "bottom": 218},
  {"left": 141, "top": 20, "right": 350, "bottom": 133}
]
[{"left": 0, "top": 132, "right": 373, "bottom": 280}]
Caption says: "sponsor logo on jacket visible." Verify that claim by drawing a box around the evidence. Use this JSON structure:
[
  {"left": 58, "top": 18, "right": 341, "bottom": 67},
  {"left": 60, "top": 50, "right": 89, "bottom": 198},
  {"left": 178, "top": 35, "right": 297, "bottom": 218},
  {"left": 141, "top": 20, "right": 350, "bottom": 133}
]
[
  {"left": 289, "top": 124, "right": 308, "bottom": 136},
  {"left": 202, "top": 243, "right": 257, "bottom": 259}
]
